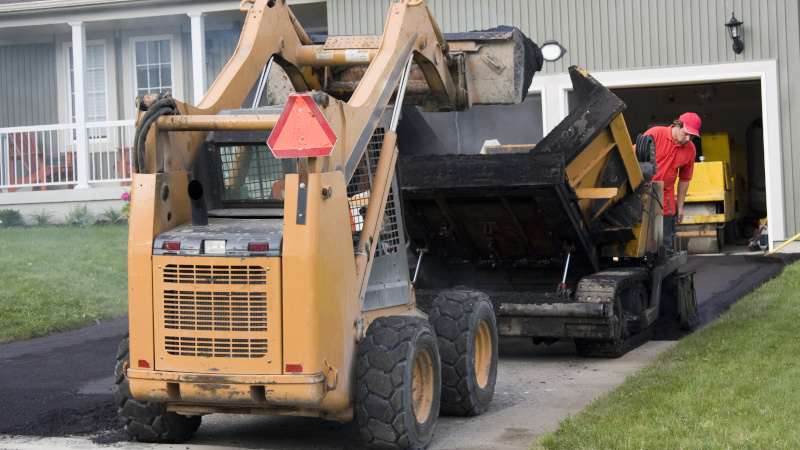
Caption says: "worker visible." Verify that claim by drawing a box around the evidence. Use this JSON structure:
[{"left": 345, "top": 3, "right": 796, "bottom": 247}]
[{"left": 644, "top": 112, "right": 701, "bottom": 254}]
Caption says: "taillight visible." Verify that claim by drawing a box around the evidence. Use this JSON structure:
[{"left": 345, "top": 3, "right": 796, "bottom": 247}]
[
  {"left": 285, "top": 364, "right": 303, "bottom": 373},
  {"left": 248, "top": 242, "right": 269, "bottom": 252},
  {"left": 163, "top": 242, "right": 180, "bottom": 251}
]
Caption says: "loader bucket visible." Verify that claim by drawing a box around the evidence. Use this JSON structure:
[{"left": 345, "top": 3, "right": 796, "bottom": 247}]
[{"left": 399, "top": 66, "right": 648, "bottom": 291}]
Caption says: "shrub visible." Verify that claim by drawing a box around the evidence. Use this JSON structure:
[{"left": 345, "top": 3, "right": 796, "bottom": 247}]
[
  {"left": 0, "top": 209, "right": 24, "bottom": 227},
  {"left": 101, "top": 207, "right": 128, "bottom": 225},
  {"left": 64, "top": 204, "right": 94, "bottom": 228},
  {"left": 30, "top": 209, "right": 55, "bottom": 227}
]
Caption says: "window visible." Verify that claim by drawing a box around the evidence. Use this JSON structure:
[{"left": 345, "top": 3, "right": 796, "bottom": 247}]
[
  {"left": 134, "top": 38, "right": 172, "bottom": 96},
  {"left": 219, "top": 144, "right": 296, "bottom": 202},
  {"left": 68, "top": 42, "right": 108, "bottom": 137}
]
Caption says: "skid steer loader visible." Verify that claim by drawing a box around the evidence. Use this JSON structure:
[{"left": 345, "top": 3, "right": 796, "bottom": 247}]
[{"left": 115, "top": 0, "right": 542, "bottom": 448}]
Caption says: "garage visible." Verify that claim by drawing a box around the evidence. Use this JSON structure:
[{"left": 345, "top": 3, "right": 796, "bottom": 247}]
[{"left": 612, "top": 79, "right": 766, "bottom": 252}]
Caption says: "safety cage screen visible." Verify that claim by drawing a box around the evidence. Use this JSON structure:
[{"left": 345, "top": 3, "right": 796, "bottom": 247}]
[
  {"left": 347, "top": 127, "right": 402, "bottom": 258},
  {"left": 218, "top": 144, "right": 296, "bottom": 202}
]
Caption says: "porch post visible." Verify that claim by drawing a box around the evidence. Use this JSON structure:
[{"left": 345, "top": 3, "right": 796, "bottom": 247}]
[
  {"left": 188, "top": 12, "right": 207, "bottom": 106},
  {"left": 69, "top": 21, "right": 90, "bottom": 189}
]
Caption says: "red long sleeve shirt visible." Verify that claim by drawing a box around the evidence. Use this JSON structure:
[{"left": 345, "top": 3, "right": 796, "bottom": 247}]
[{"left": 644, "top": 125, "right": 696, "bottom": 215}]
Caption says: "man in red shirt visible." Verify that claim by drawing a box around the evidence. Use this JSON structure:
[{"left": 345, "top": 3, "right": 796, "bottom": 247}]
[{"left": 644, "top": 112, "right": 701, "bottom": 253}]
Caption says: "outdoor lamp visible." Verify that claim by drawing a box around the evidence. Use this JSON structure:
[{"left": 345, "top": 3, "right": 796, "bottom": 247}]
[
  {"left": 725, "top": 12, "right": 744, "bottom": 54},
  {"left": 540, "top": 40, "right": 567, "bottom": 62}
]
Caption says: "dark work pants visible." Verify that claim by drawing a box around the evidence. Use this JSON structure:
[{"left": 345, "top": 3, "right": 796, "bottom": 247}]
[{"left": 664, "top": 214, "right": 676, "bottom": 253}]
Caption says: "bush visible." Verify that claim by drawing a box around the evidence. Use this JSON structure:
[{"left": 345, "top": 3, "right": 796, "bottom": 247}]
[
  {"left": 30, "top": 209, "right": 55, "bottom": 227},
  {"left": 0, "top": 209, "right": 24, "bottom": 227},
  {"left": 100, "top": 207, "right": 123, "bottom": 225},
  {"left": 64, "top": 204, "right": 94, "bottom": 228}
]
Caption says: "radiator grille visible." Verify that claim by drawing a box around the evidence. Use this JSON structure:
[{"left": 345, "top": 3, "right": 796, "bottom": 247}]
[
  {"left": 163, "top": 264, "right": 267, "bottom": 285},
  {"left": 160, "top": 263, "right": 271, "bottom": 359},
  {"left": 164, "top": 336, "right": 268, "bottom": 358},
  {"left": 163, "top": 290, "right": 267, "bottom": 332}
]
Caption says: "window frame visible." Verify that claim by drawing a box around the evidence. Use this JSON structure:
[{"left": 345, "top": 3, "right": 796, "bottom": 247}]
[
  {"left": 130, "top": 34, "right": 175, "bottom": 99},
  {"left": 64, "top": 39, "right": 109, "bottom": 139}
]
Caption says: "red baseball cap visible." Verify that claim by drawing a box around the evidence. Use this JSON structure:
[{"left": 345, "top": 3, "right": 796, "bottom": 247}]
[{"left": 680, "top": 112, "right": 701, "bottom": 137}]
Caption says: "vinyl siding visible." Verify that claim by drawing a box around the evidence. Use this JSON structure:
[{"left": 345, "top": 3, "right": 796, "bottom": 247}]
[
  {"left": 328, "top": 0, "right": 800, "bottom": 239},
  {"left": 328, "top": 0, "right": 791, "bottom": 74},
  {"left": 0, "top": 42, "right": 58, "bottom": 127}
]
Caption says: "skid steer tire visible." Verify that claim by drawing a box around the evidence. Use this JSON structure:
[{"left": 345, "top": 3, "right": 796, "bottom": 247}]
[
  {"left": 429, "top": 290, "right": 498, "bottom": 416},
  {"left": 356, "top": 316, "right": 441, "bottom": 449},
  {"left": 114, "top": 336, "right": 201, "bottom": 443}
]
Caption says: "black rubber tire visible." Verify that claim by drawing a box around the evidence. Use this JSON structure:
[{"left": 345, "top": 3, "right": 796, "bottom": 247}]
[
  {"left": 355, "top": 316, "right": 442, "bottom": 449},
  {"left": 114, "top": 336, "right": 201, "bottom": 443},
  {"left": 429, "top": 290, "right": 498, "bottom": 416}
]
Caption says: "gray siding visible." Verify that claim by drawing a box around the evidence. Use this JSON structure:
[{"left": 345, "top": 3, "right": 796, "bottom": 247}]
[
  {"left": 205, "top": 29, "right": 240, "bottom": 89},
  {"left": 0, "top": 42, "right": 58, "bottom": 127},
  {"left": 328, "top": 0, "right": 800, "bottom": 239},
  {"left": 328, "top": 0, "right": 791, "bottom": 74}
]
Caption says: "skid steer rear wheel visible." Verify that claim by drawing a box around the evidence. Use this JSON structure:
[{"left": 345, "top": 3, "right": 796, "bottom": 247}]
[
  {"left": 356, "top": 316, "right": 441, "bottom": 449},
  {"left": 114, "top": 335, "right": 201, "bottom": 443},
  {"left": 429, "top": 290, "right": 498, "bottom": 416}
]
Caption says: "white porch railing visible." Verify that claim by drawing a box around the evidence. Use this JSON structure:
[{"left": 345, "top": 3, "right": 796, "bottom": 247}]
[{"left": 0, "top": 120, "right": 135, "bottom": 192}]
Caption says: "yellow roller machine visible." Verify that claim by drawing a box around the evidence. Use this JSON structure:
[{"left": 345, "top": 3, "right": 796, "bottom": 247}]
[{"left": 677, "top": 132, "right": 737, "bottom": 253}]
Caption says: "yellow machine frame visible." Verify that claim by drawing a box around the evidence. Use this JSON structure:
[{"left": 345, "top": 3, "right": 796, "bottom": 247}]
[{"left": 125, "top": 0, "right": 495, "bottom": 422}]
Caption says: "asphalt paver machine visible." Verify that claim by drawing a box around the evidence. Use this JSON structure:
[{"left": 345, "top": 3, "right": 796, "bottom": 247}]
[{"left": 400, "top": 67, "right": 699, "bottom": 358}]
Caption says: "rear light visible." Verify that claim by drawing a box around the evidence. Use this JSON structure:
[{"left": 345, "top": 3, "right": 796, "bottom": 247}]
[
  {"left": 285, "top": 364, "right": 303, "bottom": 373},
  {"left": 163, "top": 242, "right": 180, "bottom": 251},
  {"left": 248, "top": 242, "right": 269, "bottom": 252},
  {"left": 204, "top": 240, "right": 226, "bottom": 254},
  {"left": 138, "top": 359, "right": 151, "bottom": 368}
]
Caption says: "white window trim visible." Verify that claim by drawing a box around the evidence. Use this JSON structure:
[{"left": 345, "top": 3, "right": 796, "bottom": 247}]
[
  {"left": 64, "top": 39, "right": 110, "bottom": 139},
  {"left": 130, "top": 34, "right": 177, "bottom": 100},
  {"left": 529, "top": 60, "right": 783, "bottom": 250}
]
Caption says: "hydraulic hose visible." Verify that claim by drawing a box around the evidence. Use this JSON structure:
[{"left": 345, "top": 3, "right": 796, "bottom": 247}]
[{"left": 133, "top": 96, "right": 178, "bottom": 173}]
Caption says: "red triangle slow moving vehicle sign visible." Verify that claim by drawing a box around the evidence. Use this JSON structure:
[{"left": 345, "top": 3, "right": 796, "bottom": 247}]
[{"left": 267, "top": 93, "right": 338, "bottom": 158}]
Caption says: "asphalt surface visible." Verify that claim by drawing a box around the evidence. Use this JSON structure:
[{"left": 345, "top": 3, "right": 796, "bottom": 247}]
[{"left": 0, "top": 250, "right": 794, "bottom": 449}]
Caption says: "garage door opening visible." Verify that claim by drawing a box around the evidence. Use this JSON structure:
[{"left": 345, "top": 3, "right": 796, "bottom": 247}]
[{"left": 571, "top": 80, "right": 766, "bottom": 253}]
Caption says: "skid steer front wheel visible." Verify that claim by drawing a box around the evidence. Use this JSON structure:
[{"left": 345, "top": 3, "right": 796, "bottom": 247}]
[
  {"left": 114, "top": 336, "right": 201, "bottom": 443},
  {"left": 356, "top": 316, "right": 442, "bottom": 449},
  {"left": 430, "top": 290, "right": 498, "bottom": 415}
]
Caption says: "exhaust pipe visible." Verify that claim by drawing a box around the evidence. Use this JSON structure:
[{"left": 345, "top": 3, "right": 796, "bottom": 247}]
[{"left": 188, "top": 180, "right": 208, "bottom": 226}]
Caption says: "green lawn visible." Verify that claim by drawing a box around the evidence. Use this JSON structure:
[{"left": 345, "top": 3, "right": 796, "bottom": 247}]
[
  {"left": 0, "top": 226, "right": 128, "bottom": 343},
  {"left": 536, "top": 259, "right": 800, "bottom": 449}
]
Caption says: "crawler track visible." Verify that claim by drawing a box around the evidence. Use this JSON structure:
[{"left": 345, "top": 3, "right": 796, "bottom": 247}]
[{"left": 573, "top": 267, "right": 652, "bottom": 357}]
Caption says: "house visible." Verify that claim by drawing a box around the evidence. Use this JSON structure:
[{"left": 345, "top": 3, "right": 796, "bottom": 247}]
[
  {"left": 1, "top": 0, "right": 797, "bottom": 253},
  {"left": 326, "top": 0, "right": 799, "bottom": 253},
  {"left": 0, "top": 0, "right": 325, "bottom": 219}
]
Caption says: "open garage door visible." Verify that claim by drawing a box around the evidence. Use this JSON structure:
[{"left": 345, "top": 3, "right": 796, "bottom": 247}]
[{"left": 568, "top": 80, "right": 766, "bottom": 253}]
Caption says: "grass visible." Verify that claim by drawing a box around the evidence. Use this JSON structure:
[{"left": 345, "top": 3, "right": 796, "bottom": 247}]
[
  {"left": 536, "top": 259, "right": 800, "bottom": 449},
  {"left": 0, "top": 226, "right": 128, "bottom": 344}
]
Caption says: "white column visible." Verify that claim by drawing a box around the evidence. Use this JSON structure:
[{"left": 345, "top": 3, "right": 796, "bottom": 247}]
[
  {"left": 188, "top": 12, "right": 207, "bottom": 106},
  {"left": 69, "top": 21, "right": 90, "bottom": 189}
]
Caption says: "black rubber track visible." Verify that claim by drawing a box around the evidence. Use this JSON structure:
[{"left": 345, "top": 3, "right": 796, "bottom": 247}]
[
  {"left": 114, "top": 336, "right": 201, "bottom": 443},
  {"left": 355, "top": 316, "right": 441, "bottom": 449},
  {"left": 429, "top": 290, "right": 498, "bottom": 416},
  {"left": 574, "top": 269, "right": 650, "bottom": 358}
]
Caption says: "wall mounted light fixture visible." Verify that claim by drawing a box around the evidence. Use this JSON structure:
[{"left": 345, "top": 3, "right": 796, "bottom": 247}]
[
  {"left": 540, "top": 40, "right": 567, "bottom": 62},
  {"left": 725, "top": 12, "right": 744, "bottom": 54}
]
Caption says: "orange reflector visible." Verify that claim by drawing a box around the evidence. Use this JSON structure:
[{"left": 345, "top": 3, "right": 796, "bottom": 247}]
[
  {"left": 138, "top": 359, "right": 151, "bottom": 368},
  {"left": 248, "top": 242, "right": 269, "bottom": 252},
  {"left": 163, "top": 241, "right": 180, "bottom": 251},
  {"left": 285, "top": 364, "right": 303, "bottom": 373},
  {"left": 267, "top": 93, "right": 338, "bottom": 158}
]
